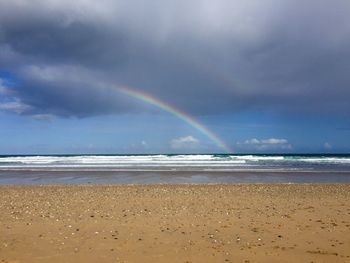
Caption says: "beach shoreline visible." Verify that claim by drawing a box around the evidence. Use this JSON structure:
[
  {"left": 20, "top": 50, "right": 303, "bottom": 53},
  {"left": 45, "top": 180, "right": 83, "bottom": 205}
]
[
  {"left": 0, "top": 184, "right": 349, "bottom": 262},
  {"left": 1, "top": 170, "right": 350, "bottom": 185}
]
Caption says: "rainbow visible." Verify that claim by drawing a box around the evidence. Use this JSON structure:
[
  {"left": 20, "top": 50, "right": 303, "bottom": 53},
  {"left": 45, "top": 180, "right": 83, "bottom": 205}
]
[{"left": 117, "top": 86, "right": 232, "bottom": 153}]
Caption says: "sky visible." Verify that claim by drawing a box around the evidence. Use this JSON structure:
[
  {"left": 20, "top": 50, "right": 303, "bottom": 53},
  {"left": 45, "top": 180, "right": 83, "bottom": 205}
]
[{"left": 0, "top": 0, "right": 350, "bottom": 154}]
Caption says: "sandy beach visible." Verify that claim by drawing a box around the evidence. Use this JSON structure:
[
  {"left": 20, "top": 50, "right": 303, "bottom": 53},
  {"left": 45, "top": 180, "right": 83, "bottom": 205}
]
[{"left": 0, "top": 184, "right": 349, "bottom": 263}]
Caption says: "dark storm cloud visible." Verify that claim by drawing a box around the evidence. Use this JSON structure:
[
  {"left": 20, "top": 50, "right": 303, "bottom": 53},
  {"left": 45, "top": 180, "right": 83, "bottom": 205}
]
[{"left": 0, "top": 0, "right": 350, "bottom": 117}]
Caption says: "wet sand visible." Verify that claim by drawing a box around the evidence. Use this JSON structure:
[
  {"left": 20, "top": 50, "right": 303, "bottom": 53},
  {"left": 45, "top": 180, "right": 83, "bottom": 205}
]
[
  {"left": 1, "top": 170, "right": 350, "bottom": 185},
  {"left": 0, "top": 184, "right": 349, "bottom": 262}
]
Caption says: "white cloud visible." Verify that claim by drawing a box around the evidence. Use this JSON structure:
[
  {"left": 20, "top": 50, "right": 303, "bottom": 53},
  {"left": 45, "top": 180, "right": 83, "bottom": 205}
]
[
  {"left": 0, "top": 80, "right": 7, "bottom": 95},
  {"left": 261, "top": 138, "right": 289, "bottom": 145},
  {"left": 324, "top": 142, "right": 332, "bottom": 149},
  {"left": 0, "top": 78, "right": 13, "bottom": 95},
  {"left": 31, "top": 114, "right": 54, "bottom": 121},
  {"left": 244, "top": 138, "right": 260, "bottom": 145},
  {"left": 0, "top": 78, "right": 32, "bottom": 114},
  {"left": 239, "top": 138, "right": 292, "bottom": 150},
  {"left": 170, "top": 135, "right": 200, "bottom": 149},
  {"left": 0, "top": 100, "right": 32, "bottom": 114}
]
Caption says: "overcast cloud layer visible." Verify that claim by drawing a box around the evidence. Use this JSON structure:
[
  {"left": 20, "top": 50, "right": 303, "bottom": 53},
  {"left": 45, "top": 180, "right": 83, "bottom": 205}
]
[{"left": 0, "top": 0, "right": 350, "bottom": 118}]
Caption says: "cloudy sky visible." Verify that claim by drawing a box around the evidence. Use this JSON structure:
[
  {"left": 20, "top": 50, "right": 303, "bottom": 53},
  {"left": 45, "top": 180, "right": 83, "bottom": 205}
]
[{"left": 0, "top": 0, "right": 350, "bottom": 154}]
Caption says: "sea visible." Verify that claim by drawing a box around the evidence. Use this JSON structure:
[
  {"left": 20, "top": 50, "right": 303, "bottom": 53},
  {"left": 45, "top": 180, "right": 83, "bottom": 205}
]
[{"left": 1, "top": 154, "right": 350, "bottom": 185}]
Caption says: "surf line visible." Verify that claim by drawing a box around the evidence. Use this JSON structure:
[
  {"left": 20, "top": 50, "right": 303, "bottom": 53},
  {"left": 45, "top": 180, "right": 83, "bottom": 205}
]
[{"left": 117, "top": 86, "right": 232, "bottom": 153}]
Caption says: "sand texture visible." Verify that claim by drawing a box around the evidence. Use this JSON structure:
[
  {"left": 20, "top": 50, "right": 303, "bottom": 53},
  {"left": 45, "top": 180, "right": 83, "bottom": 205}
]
[{"left": 0, "top": 184, "right": 349, "bottom": 263}]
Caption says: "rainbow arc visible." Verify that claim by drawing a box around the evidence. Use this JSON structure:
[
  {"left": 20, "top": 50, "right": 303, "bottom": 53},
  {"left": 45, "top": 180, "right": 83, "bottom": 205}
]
[{"left": 117, "top": 86, "right": 232, "bottom": 153}]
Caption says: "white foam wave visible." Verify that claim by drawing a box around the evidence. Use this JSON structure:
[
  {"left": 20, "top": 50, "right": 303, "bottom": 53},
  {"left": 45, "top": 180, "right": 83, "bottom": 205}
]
[
  {"left": 291, "top": 157, "right": 350, "bottom": 164},
  {"left": 231, "top": 155, "right": 285, "bottom": 161},
  {"left": 0, "top": 155, "right": 243, "bottom": 168},
  {"left": 1, "top": 155, "right": 350, "bottom": 170}
]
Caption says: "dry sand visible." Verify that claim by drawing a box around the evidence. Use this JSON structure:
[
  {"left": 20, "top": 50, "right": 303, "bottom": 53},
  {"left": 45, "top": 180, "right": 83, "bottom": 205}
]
[{"left": 0, "top": 184, "right": 349, "bottom": 263}]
